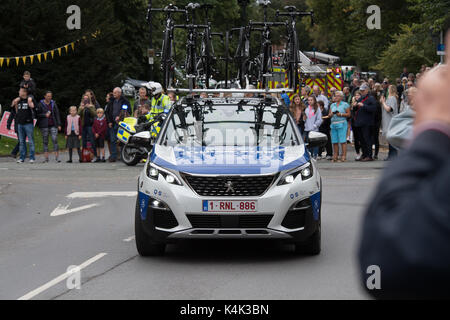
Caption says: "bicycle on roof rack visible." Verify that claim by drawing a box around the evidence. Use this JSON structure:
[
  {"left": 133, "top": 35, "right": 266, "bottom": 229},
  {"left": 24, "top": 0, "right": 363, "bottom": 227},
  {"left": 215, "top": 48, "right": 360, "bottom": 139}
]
[
  {"left": 174, "top": 2, "right": 208, "bottom": 90},
  {"left": 249, "top": 0, "right": 286, "bottom": 90},
  {"left": 149, "top": 4, "right": 186, "bottom": 89},
  {"left": 276, "top": 6, "right": 314, "bottom": 90},
  {"left": 195, "top": 4, "right": 223, "bottom": 89},
  {"left": 230, "top": 24, "right": 254, "bottom": 89}
]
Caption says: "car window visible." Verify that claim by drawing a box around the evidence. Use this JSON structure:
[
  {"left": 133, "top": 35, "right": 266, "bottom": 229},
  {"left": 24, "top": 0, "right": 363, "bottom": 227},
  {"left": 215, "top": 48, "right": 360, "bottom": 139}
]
[{"left": 161, "top": 102, "right": 302, "bottom": 147}]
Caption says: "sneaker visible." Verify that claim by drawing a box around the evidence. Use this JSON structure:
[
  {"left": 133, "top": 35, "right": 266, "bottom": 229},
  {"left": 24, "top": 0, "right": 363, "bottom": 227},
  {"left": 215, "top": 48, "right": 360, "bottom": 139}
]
[
  {"left": 326, "top": 156, "right": 333, "bottom": 161},
  {"left": 361, "top": 157, "right": 374, "bottom": 162},
  {"left": 101, "top": 158, "right": 106, "bottom": 163},
  {"left": 17, "top": 159, "right": 24, "bottom": 163},
  {"left": 94, "top": 158, "right": 101, "bottom": 163},
  {"left": 29, "top": 159, "right": 35, "bottom": 163},
  {"left": 66, "top": 160, "right": 73, "bottom": 163},
  {"left": 355, "top": 154, "right": 362, "bottom": 161}
]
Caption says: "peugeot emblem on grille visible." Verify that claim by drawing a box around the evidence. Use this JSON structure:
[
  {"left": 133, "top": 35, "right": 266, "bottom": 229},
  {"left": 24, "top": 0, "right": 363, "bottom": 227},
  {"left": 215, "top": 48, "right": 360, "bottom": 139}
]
[{"left": 224, "top": 181, "right": 235, "bottom": 193}]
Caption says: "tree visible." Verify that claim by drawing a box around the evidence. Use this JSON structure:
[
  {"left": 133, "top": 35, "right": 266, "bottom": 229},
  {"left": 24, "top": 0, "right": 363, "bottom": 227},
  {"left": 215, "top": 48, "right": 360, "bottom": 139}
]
[
  {"left": 0, "top": 0, "right": 148, "bottom": 111},
  {"left": 373, "top": 0, "right": 450, "bottom": 78}
]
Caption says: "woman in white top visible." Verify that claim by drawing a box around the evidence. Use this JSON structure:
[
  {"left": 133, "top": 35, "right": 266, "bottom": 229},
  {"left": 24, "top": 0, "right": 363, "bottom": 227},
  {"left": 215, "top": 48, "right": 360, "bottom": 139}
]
[{"left": 380, "top": 85, "right": 399, "bottom": 160}]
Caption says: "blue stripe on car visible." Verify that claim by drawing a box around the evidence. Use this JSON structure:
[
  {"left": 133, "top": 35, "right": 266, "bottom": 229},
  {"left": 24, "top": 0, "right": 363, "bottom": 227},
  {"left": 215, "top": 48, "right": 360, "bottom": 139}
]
[
  {"left": 138, "top": 192, "right": 150, "bottom": 220},
  {"left": 150, "top": 146, "right": 310, "bottom": 175},
  {"left": 310, "top": 192, "right": 321, "bottom": 221}
]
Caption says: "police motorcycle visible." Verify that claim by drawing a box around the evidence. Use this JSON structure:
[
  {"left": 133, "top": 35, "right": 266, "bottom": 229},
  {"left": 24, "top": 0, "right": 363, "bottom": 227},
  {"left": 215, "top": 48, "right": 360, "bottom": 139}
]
[{"left": 117, "top": 83, "right": 169, "bottom": 166}]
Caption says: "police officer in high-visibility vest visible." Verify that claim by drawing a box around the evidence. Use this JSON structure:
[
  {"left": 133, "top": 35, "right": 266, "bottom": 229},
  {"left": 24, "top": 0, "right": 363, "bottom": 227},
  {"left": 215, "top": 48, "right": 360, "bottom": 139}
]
[{"left": 139, "top": 82, "right": 171, "bottom": 138}]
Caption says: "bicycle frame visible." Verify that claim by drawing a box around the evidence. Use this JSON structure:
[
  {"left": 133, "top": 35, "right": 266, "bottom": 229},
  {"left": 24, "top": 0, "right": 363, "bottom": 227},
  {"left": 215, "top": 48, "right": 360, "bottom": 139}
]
[
  {"left": 249, "top": 2, "right": 285, "bottom": 89},
  {"left": 276, "top": 6, "right": 314, "bottom": 90},
  {"left": 150, "top": 5, "right": 185, "bottom": 89},
  {"left": 196, "top": 4, "right": 223, "bottom": 89},
  {"left": 174, "top": 3, "right": 208, "bottom": 90}
]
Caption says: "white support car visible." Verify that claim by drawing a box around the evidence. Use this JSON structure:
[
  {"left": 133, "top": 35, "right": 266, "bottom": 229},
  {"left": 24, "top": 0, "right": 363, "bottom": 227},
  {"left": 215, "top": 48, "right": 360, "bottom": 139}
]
[{"left": 135, "top": 94, "right": 327, "bottom": 256}]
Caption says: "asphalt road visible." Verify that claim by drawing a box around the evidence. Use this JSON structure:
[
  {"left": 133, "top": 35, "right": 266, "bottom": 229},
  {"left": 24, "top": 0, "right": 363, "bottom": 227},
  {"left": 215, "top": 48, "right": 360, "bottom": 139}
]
[{"left": 0, "top": 148, "right": 386, "bottom": 300}]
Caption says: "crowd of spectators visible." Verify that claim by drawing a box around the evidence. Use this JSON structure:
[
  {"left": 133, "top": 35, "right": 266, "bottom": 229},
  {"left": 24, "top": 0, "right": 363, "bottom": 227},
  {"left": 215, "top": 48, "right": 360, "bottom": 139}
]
[
  {"left": 287, "top": 65, "right": 425, "bottom": 162},
  {"left": 3, "top": 64, "right": 430, "bottom": 164}
]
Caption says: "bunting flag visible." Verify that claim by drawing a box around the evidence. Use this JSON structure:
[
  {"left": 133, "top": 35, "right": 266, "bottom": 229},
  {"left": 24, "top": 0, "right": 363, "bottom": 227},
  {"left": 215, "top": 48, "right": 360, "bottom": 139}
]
[{"left": 0, "top": 31, "right": 100, "bottom": 68}]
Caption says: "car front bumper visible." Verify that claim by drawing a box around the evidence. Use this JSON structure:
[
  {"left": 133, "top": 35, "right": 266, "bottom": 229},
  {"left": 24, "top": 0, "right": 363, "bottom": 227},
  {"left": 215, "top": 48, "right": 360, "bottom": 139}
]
[{"left": 137, "top": 162, "right": 322, "bottom": 243}]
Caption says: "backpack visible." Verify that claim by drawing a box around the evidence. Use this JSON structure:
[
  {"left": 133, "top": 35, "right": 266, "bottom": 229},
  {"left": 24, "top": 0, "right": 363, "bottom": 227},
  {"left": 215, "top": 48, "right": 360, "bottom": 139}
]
[{"left": 82, "top": 142, "right": 94, "bottom": 162}]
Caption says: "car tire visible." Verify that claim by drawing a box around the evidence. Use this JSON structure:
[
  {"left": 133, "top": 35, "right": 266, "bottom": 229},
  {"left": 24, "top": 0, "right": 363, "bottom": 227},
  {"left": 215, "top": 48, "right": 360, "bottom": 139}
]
[
  {"left": 294, "top": 227, "right": 321, "bottom": 256},
  {"left": 135, "top": 198, "right": 166, "bottom": 256}
]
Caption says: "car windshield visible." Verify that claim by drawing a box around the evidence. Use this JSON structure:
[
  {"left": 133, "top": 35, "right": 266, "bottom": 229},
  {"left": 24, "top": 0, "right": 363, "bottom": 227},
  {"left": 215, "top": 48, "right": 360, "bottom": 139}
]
[{"left": 161, "top": 99, "right": 302, "bottom": 147}]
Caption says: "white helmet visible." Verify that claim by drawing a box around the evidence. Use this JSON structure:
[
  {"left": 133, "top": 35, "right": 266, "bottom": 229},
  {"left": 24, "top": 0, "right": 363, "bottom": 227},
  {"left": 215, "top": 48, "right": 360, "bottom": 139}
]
[
  {"left": 150, "top": 82, "right": 163, "bottom": 95},
  {"left": 143, "top": 81, "right": 163, "bottom": 96}
]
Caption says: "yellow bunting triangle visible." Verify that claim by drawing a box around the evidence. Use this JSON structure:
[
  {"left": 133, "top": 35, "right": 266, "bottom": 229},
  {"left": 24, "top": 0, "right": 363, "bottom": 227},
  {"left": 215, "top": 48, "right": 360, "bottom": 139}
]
[
  {"left": 15, "top": 57, "right": 20, "bottom": 66},
  {"left": 7, "top": 58, "right": 10, "bottom": 66},
  {"left": 37, "top": 54, "right": 41, "bottom": 63},
  {"left": 64, "top": 45, "right": 69, "bottom": 53},
  {"left": 30, "top": 55, "right": 34, "bottom": 64},
  {"left": 58, "top": 47, "right": 62, "bottom": 56},
  {"left": 71, "top": 42, "right": 75, "bottom": 50},
  {"left": 50, "top": 50, "right": 54, "bottom": 59},
  {"left": 0, "top": 58, "right": 4, "bottom": 67},
  {"left": 22, "top": 56, "right": 27, "bottom": 65},
  {"left": 44, "top": 52, "right": 48, "bottom": 61}
]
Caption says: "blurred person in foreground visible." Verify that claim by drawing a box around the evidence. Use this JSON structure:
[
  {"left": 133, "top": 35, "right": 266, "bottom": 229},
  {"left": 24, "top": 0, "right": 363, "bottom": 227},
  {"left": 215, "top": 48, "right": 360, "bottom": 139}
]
[{"left": 358, "top": 32, "right": 450, "bottom": 299}]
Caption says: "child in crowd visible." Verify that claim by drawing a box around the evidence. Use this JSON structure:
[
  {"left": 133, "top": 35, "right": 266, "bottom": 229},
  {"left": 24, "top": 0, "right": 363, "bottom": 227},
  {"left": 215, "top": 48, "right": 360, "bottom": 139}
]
[
  {"left": 65, "top": 106, "right": 82, "bottom": 163},
  {"left": 20, "top": 71, "right": 36, "bottom": 97},
  {"left": 92, "top": 108, "right": 108, "bottom": 162}
]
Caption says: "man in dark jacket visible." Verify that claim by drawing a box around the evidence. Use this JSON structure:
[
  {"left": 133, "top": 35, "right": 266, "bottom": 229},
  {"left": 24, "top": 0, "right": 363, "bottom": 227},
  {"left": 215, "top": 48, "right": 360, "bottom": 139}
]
[
  {"left": 359, "top": 34, "right": 450, "bottom": 299},
  {"left": 11, "top": 87, "right": 36, "bottom": 163},
  {"left": 36, "top": 91, "right": 62, "bottom": 162},
  {"left": 106, "top": 87, "right": 131, "bottom": 162},
  {"left": 353, "top": 83, "right": 377, "bottom": 161}
]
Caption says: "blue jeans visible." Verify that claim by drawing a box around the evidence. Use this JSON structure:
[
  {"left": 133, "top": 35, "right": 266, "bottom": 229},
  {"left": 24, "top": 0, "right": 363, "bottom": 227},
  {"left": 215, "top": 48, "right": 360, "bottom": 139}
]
[
  {"left": 18, "top": 123, "right": 35, "bottom": 161},
  {"left": 304, "top": 131, "right": 319, "bottom": 158},
  {"left": 109, "top": 124, "right": 119, "bottom": 159}
]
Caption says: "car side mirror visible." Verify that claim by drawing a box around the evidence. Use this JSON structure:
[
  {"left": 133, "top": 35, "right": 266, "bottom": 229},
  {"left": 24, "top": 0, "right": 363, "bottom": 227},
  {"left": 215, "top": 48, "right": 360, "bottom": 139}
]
[{"left": 306, "top": 131, "right": 328, "bottom": 149}]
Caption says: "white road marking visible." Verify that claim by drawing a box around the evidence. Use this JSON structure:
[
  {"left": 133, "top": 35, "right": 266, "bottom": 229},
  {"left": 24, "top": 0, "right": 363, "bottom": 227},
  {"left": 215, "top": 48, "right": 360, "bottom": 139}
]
[
  {"left": 18, "top": 253, "right": 107, "bottom": 300},
  {"left": 50, "top": 203, "right": 100, "bottom": 217},
  {"left": 67, "top": 191, "right": 137, "bottom": 199},
  {"left": 123, "top": 236, "right": 135, "bottom": 242}
]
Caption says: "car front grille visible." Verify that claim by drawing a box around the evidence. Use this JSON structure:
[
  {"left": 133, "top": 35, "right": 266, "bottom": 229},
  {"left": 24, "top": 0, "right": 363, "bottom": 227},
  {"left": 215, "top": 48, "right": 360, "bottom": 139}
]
[
  {"left": 187, "top": 214, "right": 273, "bottom": 229},
  {"left": 181, "top": 173, "right": 277, "bottom": 197}
]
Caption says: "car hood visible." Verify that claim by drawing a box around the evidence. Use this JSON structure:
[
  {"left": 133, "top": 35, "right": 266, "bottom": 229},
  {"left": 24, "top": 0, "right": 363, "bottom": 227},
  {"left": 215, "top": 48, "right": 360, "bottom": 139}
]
[{"left": 150, "top": 144, "right": 309, "bottom": 175}]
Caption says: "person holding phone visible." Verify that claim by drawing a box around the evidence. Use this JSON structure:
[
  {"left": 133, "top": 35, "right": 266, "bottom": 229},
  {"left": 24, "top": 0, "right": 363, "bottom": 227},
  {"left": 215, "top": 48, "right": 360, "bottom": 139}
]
[
  {"left": 78, "top": 93, "right": 97, "bottom": 160},
  {"left": 329, "top": 91, "right": 351, "bottom": 162}
]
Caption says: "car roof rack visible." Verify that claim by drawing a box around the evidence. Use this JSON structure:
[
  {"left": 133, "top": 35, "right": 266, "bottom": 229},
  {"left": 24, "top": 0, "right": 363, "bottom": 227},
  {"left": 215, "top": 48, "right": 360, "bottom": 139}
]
[{"left": 167, "top": 88, "right": 294, "bottom": 94}]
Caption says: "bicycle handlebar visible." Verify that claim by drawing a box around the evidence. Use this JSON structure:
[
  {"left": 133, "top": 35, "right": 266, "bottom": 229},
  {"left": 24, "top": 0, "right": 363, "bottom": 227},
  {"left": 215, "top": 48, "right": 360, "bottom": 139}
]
[
  {"left": 276, "top": 10, "right": 315, "bottom": 26},
  {"left": 174, "top": 24, "right": 208, "bottom": 30},
  {"left": 250, "top": 21, "right": 286, "bottom": 27},
  {"left": 276, "top": 11, "right": 313, "bottom": 17},
  {"left": 150, "top": 8, "right": 186, "bottom": 14}
]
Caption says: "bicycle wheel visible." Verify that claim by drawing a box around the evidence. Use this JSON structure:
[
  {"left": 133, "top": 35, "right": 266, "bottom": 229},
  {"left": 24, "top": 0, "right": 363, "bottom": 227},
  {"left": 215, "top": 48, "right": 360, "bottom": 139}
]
[
  {"left": 161, "top": 30, "right": 172, "bottom": 89},
  {"left": 204, "top": 33, "right": 211, "bottom": 88},
  {"left": 289, "top": 31, "right": 299, "bottom": 89}
]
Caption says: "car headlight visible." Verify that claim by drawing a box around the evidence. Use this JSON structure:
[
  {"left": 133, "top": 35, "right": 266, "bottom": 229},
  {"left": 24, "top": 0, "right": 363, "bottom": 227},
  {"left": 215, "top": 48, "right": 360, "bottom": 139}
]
[
  {"left": 146, "top": 163, "right": 183, "bottom": 186},
  {"left": 278, "top": 162, "right": 314, "bottom": 186}
]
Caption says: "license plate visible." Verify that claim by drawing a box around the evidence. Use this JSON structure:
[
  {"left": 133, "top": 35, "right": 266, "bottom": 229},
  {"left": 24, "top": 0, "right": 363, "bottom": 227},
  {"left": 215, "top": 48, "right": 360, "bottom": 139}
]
[{"left": 202, "top": 200, "right": 258, "bottom": 213}]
